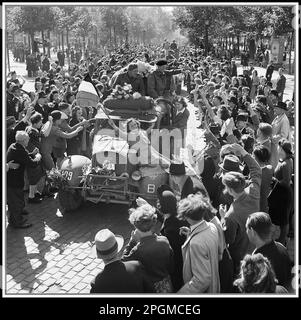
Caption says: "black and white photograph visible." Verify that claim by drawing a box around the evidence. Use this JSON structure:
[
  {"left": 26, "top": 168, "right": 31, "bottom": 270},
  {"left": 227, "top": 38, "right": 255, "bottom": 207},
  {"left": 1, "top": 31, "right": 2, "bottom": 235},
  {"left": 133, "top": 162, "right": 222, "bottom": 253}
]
[{"left": 2, "top": 1, "right": 299, "bottom": 302}]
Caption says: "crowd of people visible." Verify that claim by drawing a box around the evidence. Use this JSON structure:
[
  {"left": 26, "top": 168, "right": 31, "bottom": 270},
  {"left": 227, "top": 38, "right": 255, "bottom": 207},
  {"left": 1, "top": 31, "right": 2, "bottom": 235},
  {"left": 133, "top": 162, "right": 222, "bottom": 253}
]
[{"left": 6, "top": 38, "right": 295, "bottom": 294}]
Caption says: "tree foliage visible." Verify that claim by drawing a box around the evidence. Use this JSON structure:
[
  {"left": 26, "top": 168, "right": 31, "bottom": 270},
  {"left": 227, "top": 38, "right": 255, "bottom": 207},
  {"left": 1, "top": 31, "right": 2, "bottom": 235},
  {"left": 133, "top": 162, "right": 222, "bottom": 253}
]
[
  {"left": 8, "top": 6, "right": 55, "bottom": 35},
  {"left": 173, "top": 5, "right": 295, "bottom": 46}
]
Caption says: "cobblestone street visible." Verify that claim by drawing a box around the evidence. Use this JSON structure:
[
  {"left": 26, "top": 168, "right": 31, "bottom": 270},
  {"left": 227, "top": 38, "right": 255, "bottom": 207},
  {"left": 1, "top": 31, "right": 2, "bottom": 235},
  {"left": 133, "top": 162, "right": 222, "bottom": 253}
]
[{"left": 5, "top": 196, "right": 133, "bottom": 295}]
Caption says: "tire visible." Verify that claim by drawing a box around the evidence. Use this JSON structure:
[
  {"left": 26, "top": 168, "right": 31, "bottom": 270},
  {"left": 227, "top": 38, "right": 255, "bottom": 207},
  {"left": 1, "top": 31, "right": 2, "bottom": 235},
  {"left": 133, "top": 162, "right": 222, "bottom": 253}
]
[{"left": 58, "top": 188, "right": 83, "bottom": 212}]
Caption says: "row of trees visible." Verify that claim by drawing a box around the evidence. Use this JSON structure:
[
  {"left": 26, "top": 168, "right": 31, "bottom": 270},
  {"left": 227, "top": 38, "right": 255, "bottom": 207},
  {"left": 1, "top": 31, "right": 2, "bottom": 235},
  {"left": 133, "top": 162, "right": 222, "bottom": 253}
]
[
  {"left": 6, "top": 5, "right": 177, "bottom": 55},
  {"left": 173, "top": 6, "right": 295, "bottom": 53},
  {"left": 173, "top": 6, "right": 295, "bottom": 45}
]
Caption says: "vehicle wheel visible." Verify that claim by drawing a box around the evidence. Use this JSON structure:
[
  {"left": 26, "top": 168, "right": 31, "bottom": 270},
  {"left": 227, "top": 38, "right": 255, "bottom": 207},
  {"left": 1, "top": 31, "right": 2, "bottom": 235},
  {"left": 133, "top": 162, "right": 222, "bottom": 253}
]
[{"left": 58, "top": 188, "right": 83, "bottom": 212}]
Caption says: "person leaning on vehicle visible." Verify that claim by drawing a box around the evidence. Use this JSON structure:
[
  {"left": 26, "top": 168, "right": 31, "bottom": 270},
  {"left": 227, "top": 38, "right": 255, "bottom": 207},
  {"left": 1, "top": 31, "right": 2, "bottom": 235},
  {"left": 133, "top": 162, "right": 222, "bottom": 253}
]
[
  {"left": 40, "top": 110, "right": 83, "bottom": 170},
  {"left": 111, "top": 63, "right": 145, "bottom": 96}
]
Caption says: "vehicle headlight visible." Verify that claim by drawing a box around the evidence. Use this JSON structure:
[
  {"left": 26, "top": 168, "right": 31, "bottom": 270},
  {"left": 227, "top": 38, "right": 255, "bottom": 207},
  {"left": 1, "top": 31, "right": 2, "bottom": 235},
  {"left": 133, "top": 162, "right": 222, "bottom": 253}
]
[{"left": 131, "top": 170, "right": 142, "bottom": 181}]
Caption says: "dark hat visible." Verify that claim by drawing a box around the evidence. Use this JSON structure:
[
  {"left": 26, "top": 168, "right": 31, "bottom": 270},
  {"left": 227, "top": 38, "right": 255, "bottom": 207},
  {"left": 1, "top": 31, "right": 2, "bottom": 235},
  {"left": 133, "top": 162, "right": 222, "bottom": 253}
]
[
  {"left": 166, "top": 162, "right": 186, "bottom": 175},
  {"left": 270, "top": 89, "right": 279, "bottom": 97},
  {"left": 275, "top": 101, "right": 288, "bottom": 111},
  {"left": 156, "top": 59, "right": 168, "bottom": 66},
  {"left": 278, "top": 139, "right": 293, "bottom": 155},
  {"left": 228, "top": 96, "right": 238, "bottom": 105},
  {"left": 7, "top": 116, "right": 16, "bottom": 127},
  {"left": 218, "top": 155, "right": 244, "bottom": 173},
  {"left": 38, "top": 91, "right": 47, "bottom": 99}
]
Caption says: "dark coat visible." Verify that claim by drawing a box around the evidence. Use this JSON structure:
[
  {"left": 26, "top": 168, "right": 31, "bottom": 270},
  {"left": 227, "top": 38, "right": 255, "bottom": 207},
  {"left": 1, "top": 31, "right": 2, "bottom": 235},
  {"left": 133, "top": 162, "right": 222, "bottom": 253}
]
[
  {"left": 276, "top": 75, "right": 286, "bottom": 93},
  {"left": 171, "top": 108, "right": 190, "bottom": 132},
  {"left": 7, "top": 91, "right": 19, "bottom": 118},
  {"left": 161, "top": 216, "right": 188, "bottom": 291},
  {"left": 122, "top": 234, "right": 174, "bottom": 285},
  {"left": 201, "top": 154, "right": 217, "bottom": 201},
  {"left": 181, "top": 176, "right": 194, "bottom": 199},
  {"left": 254, "top": 241, "right": 293, "bottom": 290},
  {"left": 147, "top": 69, "right": 181, "bottom": 99},
  {"left": 90, "top": 260, "right": 154, "bottom": 293},
  {"left": 230, "top": 64, "right": 237, "bottom": 77},
  {"left": 7, "top": 142, "right": 39, "bottom": 189},
  {"left": 268, "top": 179, "right": 292, "bottom": 226},
  {"left": 34, "top": 103, "right": 50, "bottom": 124}
]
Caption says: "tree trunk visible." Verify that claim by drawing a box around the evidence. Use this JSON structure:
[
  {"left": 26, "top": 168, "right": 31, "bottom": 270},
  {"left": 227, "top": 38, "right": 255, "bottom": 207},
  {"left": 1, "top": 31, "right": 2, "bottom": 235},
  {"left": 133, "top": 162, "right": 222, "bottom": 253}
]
[
  {"left": 58, "top": 31, "right": 61, "bottom": 50},
  {"left": 95, "top": 28, "right": 98, "bottom": 48},
  {"left": 83, "top": 35, "right": 86, "bottom": 54},
  {"left": 288, "top": 31, "right": 294, "bottom": 75},
  {"left": 66, "top": 27, "right": 70, "bottom": 67},
  {"left": 237, "top": 35, "right": 240, "bottom": 55},
  {"left": 225, "top": 37, "right": 228, "bottom": 51},
  {"left": 41, "top": 30, "right": 46, "bottom": 55},
  {"left": 30, "top": 32, "right": 35, "bottom": 54},
  {"left": 47, "top": 30, "right": 51, "bottom": 57},
  {"left": 62, "top": 30, "right": 64, "bottom": 52},
  {"left": 113, "top": 25, "right": 117, "bottom": 47},
  {"left": 28, "top": 34, "right": 31, "bottom": 52},
  {"left": 6, "top": 30, "right": 10, "bottom": 73}
]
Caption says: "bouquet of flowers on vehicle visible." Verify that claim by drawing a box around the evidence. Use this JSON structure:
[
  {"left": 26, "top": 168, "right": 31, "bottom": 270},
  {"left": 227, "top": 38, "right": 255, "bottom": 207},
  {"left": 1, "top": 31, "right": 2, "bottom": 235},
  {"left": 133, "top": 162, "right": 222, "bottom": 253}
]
[
  {"left": 82, "top": 160, "right": 115, "bottom": 177},
  {"left": 47, "top": 168, "right": 69, "bottom": 189},
  {"left": 109, "top": 83, "right": 135, "bottom": 100}
]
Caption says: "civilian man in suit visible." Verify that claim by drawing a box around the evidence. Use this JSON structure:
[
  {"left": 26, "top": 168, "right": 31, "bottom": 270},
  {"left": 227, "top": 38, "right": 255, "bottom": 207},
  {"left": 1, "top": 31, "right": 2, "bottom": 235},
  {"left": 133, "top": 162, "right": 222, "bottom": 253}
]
[
  {"left": 90, "top": 229, "right": 154, "bottom": 294},
  {"left": 6, "top": 131, "right": 42, "bottom": 228},
  {"left": 177, "top": 193, "right": 220, "bottom": 293},
  {"left": 219, "top": 143, "right": 262, "bottom": 275}
]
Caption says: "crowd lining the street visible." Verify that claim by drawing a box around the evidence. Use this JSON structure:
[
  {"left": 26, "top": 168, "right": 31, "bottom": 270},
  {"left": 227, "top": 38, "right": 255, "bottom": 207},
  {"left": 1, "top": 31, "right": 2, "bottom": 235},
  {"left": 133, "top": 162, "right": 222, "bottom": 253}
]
[{"left": 6, "top": 38, "right": 295, "bottom": 294}]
